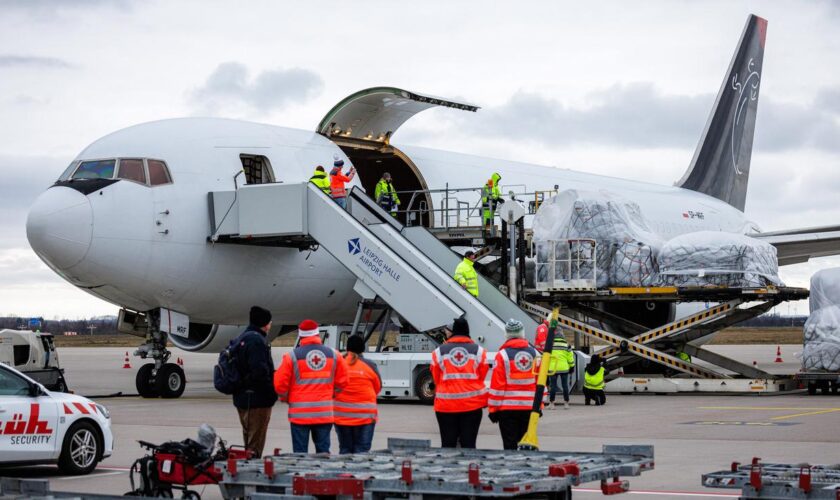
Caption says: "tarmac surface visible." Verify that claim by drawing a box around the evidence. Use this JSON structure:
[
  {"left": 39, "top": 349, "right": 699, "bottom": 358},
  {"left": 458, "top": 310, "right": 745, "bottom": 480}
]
[{"left": 2, "top": 344, "right": 838, "bottom": 499}]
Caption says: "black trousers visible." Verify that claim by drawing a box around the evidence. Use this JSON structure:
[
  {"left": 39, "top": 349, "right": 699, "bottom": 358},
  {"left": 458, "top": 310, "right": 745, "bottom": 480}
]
[
  {"left": 435, "top": 409, "right": 483, "bottom": 448},
  {"left": 496, "top": 410, "right": 531, "bottom": 450},
  {"left": 583, "top": 388, "right": 606, "bottom": 406}
]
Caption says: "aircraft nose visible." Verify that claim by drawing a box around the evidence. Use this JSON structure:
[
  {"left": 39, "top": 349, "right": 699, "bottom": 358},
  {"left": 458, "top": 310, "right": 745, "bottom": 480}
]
[{"left": 26, "top": 186, "right": 93, "bottom": 270}]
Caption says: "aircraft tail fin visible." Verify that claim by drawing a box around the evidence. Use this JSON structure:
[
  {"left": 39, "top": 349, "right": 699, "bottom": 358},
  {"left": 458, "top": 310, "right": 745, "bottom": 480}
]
[{"left": 676, "top": 14, "right": 767, "bottom": 212}]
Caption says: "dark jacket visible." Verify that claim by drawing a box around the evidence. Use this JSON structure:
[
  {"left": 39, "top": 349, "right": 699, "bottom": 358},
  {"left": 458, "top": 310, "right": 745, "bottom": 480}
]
[{"left": 233, "top": 325, "right": 278, "bottom": 409}]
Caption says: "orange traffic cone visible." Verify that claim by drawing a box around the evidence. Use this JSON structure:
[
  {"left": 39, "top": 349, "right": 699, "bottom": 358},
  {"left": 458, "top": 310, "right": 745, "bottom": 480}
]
[
  {"left": 122, "top": 352, "right": 132, "bottom": 369},
  {"left": 774, "top": 346, "right": 783, "bottom": 363}
]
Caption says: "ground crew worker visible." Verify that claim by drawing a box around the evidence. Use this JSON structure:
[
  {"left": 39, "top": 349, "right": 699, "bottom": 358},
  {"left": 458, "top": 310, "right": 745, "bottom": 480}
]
[
  {"left": 453, "top": 250, "right": 479, "bottom": 297},
  {"left": 431, "top": 317, "right": 488, "bottom": 448},
  {"left": 309, "top": 166, "right": 330, "bottom": 195},
  {"left": 334, "top": 335, "right": 381, "bottom": 454},
  {"left": 481, "top": 172, "right": 502, "bottom": 230},
  {"left": 488, "top": 319, "right": 538, "bottom": 450},
  {"left": 374, "top": 172, "right": 400, "bottom": 216},
  {"left": 329, "top": 156, "right": 356, "bottom": 209},
  {"left": 583, "top": 354, "right": 607, "bottom": 406},
  {"left": 675, "top": 345, "right": 692, "bottom": 363},
  {"left": 547, "top": 331, "right": 575, "bottom": 409},
  {"left": 274, "top": 319, "right": 349, "bottom": 453},
  {"left": 534, "top": 316, "right": 550, "bottom": 352}
]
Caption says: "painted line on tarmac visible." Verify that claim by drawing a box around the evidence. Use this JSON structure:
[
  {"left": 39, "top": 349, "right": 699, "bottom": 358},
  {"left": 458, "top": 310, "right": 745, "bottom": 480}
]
[
  {"left": 698, "top": 406, "right": 840, "bottom": 411},
  {"left": 574, "top": 487, "right": 738, "bottom": 497},
  {"left": 770, "top": 408, "right": 840, "bottom": 420},
  {"left": 55, "top": 471, "right": 125, "bottom": 480}
]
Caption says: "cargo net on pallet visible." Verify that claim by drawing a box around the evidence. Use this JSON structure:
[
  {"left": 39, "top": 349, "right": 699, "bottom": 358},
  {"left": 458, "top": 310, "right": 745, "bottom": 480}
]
[
  {"left": 218, "top": 439, "right": 655, "bottom": 499},
  {"left": 803, "top": 268, "right": 840, "bottom": 372},
  {"left": 533, "top": 190, "right": 661, "bottom": 288},
  {"left": 658, "top": 231, "right": 782, "bottom": 288},
  {"left": 532, "top": 190, "right": 782, "bottom": 289}
]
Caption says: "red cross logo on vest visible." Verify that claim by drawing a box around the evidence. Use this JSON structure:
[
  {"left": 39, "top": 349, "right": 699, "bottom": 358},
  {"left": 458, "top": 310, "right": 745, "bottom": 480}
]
[
  {"left": 306, "top": 349, "right": 327, "bottom": 371},
  {"left": 514, "top": 351, "right": 534, "bottom": 371},
  {"left": 449, "top": 347, "right": 469, "bottom": 367}
]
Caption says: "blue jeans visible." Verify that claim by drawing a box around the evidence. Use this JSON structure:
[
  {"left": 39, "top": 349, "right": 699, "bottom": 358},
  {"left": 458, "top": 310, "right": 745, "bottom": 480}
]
[
  {"left": 334, "top": 197, "right": 347, "bottom": 209},
  {"left": 549, "top": 373, "right": 570, "bottom": 403},
  {"left": 290, "top": 423, "right": 332, "bottom": 454},
  {"left": 335, "top": 423, "right": 376, "bottom": 454}
]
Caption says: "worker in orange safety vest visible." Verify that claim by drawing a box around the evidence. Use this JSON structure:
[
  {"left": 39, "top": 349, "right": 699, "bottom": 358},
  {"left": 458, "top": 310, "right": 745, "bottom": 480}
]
[
  {"left": 329, "top": 156, "right": 356, "bottom": 209},
  {"left": 274, "top": 319, "right": 348, "bottom": 453},
  {"left": 431, "top": 317, "right": 488, "bottom": 448},
  {"left": 334, "top": 335, "right": 381, "bottom": 454},
  {"left": 488, "top": 319, "right": 540, "bottom": 449}
]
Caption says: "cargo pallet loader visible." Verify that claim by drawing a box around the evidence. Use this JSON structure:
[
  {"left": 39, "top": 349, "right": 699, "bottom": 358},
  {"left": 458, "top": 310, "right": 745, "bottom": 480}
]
[{"left": 209, "top": 181, "right": 809, "bottom": 398}]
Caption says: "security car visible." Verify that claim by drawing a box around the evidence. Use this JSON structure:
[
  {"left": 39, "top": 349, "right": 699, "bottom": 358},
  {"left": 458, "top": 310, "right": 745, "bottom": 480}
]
[{"left": 0, "top": 363, "right": 113, "bottom": 475}]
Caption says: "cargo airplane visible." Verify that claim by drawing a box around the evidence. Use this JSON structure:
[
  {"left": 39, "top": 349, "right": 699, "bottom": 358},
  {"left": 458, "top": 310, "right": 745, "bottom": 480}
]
[{"left": 26, "top": 15, "right": 840, "bottom": 397}]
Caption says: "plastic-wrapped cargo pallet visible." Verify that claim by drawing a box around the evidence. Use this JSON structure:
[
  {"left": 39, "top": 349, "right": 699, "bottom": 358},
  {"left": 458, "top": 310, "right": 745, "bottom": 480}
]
[
  {"left": 533, "top": 190, "right": 661, "bottom": 287},
  {"left": 803, "top": 268, "right": 840, "bottom": 372},
  {"left": 657, "top": 231, "right": 782, "bottom": 287}
]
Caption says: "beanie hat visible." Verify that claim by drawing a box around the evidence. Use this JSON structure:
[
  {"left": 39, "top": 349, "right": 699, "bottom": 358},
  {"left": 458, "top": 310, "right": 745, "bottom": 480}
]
[
  {"left": 451, "top": 317, "right": 470, "bottom": 336},
  {"left": 334, "top": 158, "right": 344, "bottom": 167},
  {"left": 298, "top": 319, "right": 319, "bottom": 337},
  {"left": 347, "top": 335, "right": 365, "bottom": 354},
  {"left": 505, "top": 319, "right": 524, "bottom": 339},
  {"left": 249, "top": 306, "right": 272, "bottom": 328}
]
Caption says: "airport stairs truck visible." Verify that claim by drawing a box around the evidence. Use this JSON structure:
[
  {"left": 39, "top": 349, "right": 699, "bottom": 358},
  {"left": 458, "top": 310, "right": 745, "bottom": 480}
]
[{"left": 209, "top": 181, "right": 544, "bottom": 401}]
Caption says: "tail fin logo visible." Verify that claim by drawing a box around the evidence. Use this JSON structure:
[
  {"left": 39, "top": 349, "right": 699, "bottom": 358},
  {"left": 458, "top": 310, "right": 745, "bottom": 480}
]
[{"left": 731, "top": 58, "right": 761, "bottom": 175}]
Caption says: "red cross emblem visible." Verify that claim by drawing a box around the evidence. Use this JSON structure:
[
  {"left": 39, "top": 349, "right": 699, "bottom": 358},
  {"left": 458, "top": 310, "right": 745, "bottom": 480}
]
[
  {"left": 513, "top": 351, "right": 534, "bottom": 371},
  {"left": 449, "top": 347, "right": 469, "bottom": 367},
  {"left": 305, "top": 350, "right": 327, "bottom": 371}
]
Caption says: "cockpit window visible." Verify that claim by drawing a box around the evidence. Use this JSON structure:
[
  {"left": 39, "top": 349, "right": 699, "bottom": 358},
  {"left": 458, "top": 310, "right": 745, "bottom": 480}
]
[
  {"left": 72, "top": 159, "right": 116, "bottom": 180},
  {"left": 117, "top": 159, "right": 146, "bottom": 184},
  {"left": 147, "top": 160, "right": 172, "bottom": 186},
  {"left": 58, "top": 161, "right": 78, "bottom": 181}
]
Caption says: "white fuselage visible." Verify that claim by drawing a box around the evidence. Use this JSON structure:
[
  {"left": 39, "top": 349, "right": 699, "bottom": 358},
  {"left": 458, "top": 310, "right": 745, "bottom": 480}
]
[{"left": 27, "top": 118, "right": 757, "bottom": 328}]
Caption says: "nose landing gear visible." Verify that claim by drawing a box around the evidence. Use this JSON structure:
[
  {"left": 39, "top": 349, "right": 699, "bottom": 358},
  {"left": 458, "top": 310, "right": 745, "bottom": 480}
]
[{"left": 134, "top": 311, "right": 186, "bottom": 398}]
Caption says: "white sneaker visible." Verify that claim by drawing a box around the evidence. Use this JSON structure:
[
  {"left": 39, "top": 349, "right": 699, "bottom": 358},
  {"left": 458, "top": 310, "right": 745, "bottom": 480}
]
[
  {"left": 550, "top": 402, "right": 557, "bottom": 410},
  {"left": 564, "top": 402, "right": 570, "bottom": 410}
]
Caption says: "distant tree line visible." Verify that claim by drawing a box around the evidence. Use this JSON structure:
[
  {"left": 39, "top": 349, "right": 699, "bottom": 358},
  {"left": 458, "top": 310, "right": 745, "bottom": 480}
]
[{"left": 0, "top": 316, "right": 119, "bottom": 335}]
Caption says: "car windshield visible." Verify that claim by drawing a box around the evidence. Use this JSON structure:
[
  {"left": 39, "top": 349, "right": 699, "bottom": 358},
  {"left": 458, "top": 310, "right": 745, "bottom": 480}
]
[{"left": 71, "top": 159, "right": 116, "bottom": 180}]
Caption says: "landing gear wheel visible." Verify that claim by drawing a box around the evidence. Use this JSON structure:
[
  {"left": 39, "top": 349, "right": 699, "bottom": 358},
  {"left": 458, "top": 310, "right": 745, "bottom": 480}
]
[
  {"left": 136, "top": 364, "right": 158, "bottom": 398},
  {"left": 415, "top": 367, "right": 435, "bottom": 405},
  {"left": 156, "top": 363, "right": 186, "bottom": 399},
  {"left": 56, "top": 377, "right": 69, "bottom": 393},
  {"left": 58, "top": 421, "right": 101, "bottom": 475}
]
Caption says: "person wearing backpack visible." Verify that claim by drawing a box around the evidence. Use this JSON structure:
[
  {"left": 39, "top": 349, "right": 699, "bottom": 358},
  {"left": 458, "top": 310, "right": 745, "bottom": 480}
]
[{"left": 229, "top": 306, "right": 277, "bottom": 458}]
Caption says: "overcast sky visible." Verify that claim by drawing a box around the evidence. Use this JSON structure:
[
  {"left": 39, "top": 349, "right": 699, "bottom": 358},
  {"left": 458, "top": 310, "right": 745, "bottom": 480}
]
[{"left": 1, "top": 0, "right": 839, "bottom": 318}]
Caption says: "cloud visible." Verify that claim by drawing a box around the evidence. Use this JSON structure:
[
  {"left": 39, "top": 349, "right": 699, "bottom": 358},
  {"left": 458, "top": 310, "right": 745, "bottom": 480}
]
[
  {"left": 0, "top": 0, "right": 134, "bottom": 16},
  {"left": 0, "top": 55, "right": 73, "bottom": 69},
  {"left": 190, "top": 62, "right": 323, "bottom": 114},
  {"left": 420, "top": 83, "right": 840, "bottom": 154}
]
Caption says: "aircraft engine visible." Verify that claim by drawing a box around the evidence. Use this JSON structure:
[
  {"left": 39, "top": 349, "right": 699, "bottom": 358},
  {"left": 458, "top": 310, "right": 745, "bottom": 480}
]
[{"left": 168, "top": 323, "right": 293, "bottom": 352}]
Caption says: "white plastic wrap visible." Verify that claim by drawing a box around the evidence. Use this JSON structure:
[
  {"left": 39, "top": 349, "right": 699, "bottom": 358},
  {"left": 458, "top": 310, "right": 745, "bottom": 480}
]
[
  {"left": 657, "top": 231, "right": 782, "bottom": 287},
  {"left": 803, "top": 269, "right": 840, "bottom": 371},
  {"left": 533, "top": 190, "right": 662, "bottom": 287}
]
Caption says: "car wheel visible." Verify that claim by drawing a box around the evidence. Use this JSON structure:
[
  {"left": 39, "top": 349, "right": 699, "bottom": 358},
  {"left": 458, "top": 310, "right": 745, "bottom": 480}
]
[
  {"left": 136, "top": 364, "right": 158, "bottom": 398},
  {"left": 414, "top": 367, "right": 435, "bottom": 405},
  {"left": 58, "top": 421, "right": 100, "bottom": 475},
  {"left": 156, "top": 363, "right": 186, "bottom": 399}
]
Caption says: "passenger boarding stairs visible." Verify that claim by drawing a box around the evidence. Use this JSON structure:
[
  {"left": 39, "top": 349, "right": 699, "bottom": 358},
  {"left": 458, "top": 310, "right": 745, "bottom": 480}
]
[{"left": 208, "top": 182, "right": 538, "bottom": 347}]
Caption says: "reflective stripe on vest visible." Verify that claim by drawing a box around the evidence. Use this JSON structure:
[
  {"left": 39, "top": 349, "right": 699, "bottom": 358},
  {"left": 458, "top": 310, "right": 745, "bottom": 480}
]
[
  {"left": 433, "top": 340, "right": 488, "bottom": 411},
  {"left": 488, "top": 345, "right": 537, "bottom": 411}
]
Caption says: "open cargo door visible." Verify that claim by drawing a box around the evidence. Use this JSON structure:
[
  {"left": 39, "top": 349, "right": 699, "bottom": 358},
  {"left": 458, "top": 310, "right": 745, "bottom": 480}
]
[
  {"left": 317, "top": 87, "right": 478, "bottom": 144},
  {"left": 318, "top": 87, "right": 478, "bottom": 227}
]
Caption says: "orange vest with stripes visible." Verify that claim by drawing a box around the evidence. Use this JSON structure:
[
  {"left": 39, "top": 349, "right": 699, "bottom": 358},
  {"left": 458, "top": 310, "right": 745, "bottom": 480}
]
[
  {"left": 488, "top": 338, "right": 538, "bottom": 413},
  {"left": 431, "top": 336, "right": 488, "bottom": 412},
  {"left": 274, "top": 337, "right": 348, "bottom": 425},
  {"left": 334, "top": 353, "right": 381, "bottom": 426}
]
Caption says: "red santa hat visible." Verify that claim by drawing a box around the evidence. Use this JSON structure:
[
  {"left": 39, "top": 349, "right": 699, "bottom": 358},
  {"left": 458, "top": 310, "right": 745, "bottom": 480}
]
[{"left": 298, "top": 319, "right": 319, "bottom": 337}]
